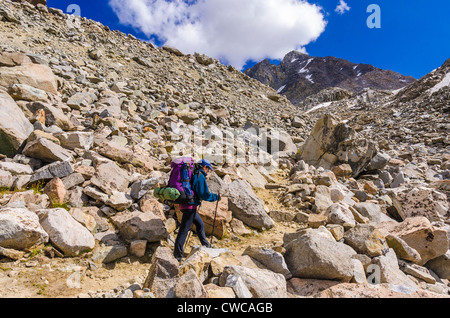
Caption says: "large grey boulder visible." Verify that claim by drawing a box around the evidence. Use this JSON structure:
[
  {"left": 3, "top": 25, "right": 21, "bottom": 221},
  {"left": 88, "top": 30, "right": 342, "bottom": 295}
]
[
  {"left": 96, "top": 140, "right": 159, "bottom": 172},
  {"left": 0, "top": 207, "right": 49, "bottom": 250},
  {"left": 28, "top": 161, "right": 73, "bottom": 184},
  {"left": 0, "top": 170, "right": 14, "bottom": 188},
  {"left": 82, "top": 186, "right": 109, "bottom": 203},
  {"left": 26, "top": 102, "right": 74, "bottom": 131},
  {"left": 376, "top": 217, "right": 449, "bottom": 266},
  {"left": 385, "top": 234, "right": 422, "bottom": 264},
  {"left": 371, "top": 248, "right": 418, "bottom": 289},
  {"left": 0, "top": 62, "right": 58, "bottom": 94},
  {"left": 83, "top": 186, "right": 131, "bottom": 212},
  {"left": 111, "top": 211, "right": 169, "bottom": 243},
  {"left": 300, "top": 114, "right": 377, "bottom": 177},
  {"left": 8, "top": 83, "right": 49, "bottom": 102},
  {"left": 205, "top": 171, "right": 227, "bottom": 194},
  {"left": 237, "top": 165, "right": 268, "bottom": 189},
  {"left": 366, "top": 152, "right": 390, "bottom": 171},
  {"left": 221, "top": 273, "right": 252, "bottom": 298},
  {"left": 425, "top": 251, "right": 450, "bottom": 280},
  {"left": 174, "top": 269, "right": 208, "bottom": 299},
  {"left": 260, "top": 129, "right": 297, "bottom": 159},
  {"left": 106, "top": 191, "right": 133, "bottom": 212},
  {"left": 219, "top": 265, "right": 287, "bottom": 298},
  {"left": 353, "top": 202, "right": 394, "bottom": 225},
  {"left": 96, "top": 91, "right": 122, "bottom": 117},
  {"left": 5, "top": 190, "right": 49, "bottom": 212},
  {"left": 54, "top": 132, "right": 94, "bottom": 151},
  {"left": 314, "top": 185, "right": 334, "bottom": 213},
  {"left": 130, "top": 177, "right": 159, "bottom": 200},
  {"left": 243, "top": 246, "right": 292, "bottom": 279},
  {"left": 0, "top": 92, "right": 33, "bottom": 157},
  {"left": 23, "top": 138, "right": 73, "bottom": 163},
  {"left": 390, "top": 187, "right": 449, "bottom": 223},
  {"left": 37, "top": 208, "right": 95, "bottom": 256},
  {"left": 326, "top": 203, "right": 356, "bottom": 227},
  {"left": 92, "top": 245, "right": 128, "bottom": 264},
  {"left": 222, "top": 179, "right": 274, "bottom": 230},
  {"left": 343, "top": 224, "right": 388, "bottom": 257},
  {"left": 143, "top": 246, "right": 180, "bottom": 298},
  {"left": 0, "top": 162, "right": 33, "bottom": 175},
  {"left": 90, "top": 161, "right": 129, "bottom": 195},
  {"left": 66, "top": 92, "right": 96, "bottom": 110},
  {"left": 194, "top": 53, "right": 215, "bottom": 66},
  {"left": 284, "top": 228, "right": 357, "bottom": 282},
  {"left": 162, "top": 45, "right": 185, "bottom": 56}
]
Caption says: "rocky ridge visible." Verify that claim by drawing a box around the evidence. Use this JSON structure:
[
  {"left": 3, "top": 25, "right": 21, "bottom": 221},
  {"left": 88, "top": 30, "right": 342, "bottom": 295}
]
[
  {"left": 303, "top": 57, "right": 450, "bottom": 166},
  {"left": 0, "top": 0, "right": 449, "bottom": 299},
  {"left": 245, "top": 50, "right": 416, "bottom": 110}
]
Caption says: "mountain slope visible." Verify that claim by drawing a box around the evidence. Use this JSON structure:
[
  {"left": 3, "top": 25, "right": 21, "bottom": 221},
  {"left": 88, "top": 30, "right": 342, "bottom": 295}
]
[
  {"left": 0, "top": 0, "right": 449, "bottom": 300},
  {"left": 302, "top": 57, "right": 450, "bottom": 155},
  {"left": 245, "top": 50, "right": 416, "bottom": 109},
  {"left": 0, "top": 0, "right": 310, "bottom": 138}
]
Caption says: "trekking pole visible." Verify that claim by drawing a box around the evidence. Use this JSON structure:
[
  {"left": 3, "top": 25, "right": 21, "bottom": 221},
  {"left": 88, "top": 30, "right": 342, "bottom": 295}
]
[
  {"left": 183, "top": 207, "right": 199, "bottom": 256},
  {"left": 210, "top": 194, "right": 220, "bottom": 247},
  {"left": 183, "top": 230, "right": 193, "bottom": 254}
]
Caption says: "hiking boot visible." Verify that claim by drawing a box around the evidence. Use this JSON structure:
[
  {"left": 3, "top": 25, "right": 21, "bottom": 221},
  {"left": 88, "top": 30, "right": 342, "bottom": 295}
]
[{"left": 203, "top": 242, "right": 211, "bottom": 249}]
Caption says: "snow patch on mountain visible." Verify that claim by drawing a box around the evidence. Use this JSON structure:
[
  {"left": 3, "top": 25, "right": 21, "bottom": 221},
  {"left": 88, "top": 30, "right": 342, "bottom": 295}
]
[
  {"left": 299, "top": 58, "right": 314, "bottom": 74},
  {"left": 305, "top": 101, "right": 332, "bottom": 114},
  {"left": 429, "top": 72, "right": 450, "bottom": 94},
  {"left": 277, "top": 85, "right": 287, "bottom": 93}
]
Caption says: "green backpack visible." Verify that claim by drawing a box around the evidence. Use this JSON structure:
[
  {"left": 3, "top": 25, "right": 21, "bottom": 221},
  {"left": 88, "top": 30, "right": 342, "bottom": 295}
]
[{"left": 154, "top": 187, "right": 181, "bottom": 201}]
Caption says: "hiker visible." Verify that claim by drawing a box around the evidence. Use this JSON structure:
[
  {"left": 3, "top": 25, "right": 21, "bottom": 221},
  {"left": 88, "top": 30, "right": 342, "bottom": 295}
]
[{"left": 173, "top": 159, "right": 221, "bottom": 261}]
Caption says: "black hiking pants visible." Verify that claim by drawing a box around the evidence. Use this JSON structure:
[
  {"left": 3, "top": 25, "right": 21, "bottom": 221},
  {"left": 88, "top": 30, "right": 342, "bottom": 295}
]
[{"left": 174, "top": 209, "right": 210, "bottom": 260}]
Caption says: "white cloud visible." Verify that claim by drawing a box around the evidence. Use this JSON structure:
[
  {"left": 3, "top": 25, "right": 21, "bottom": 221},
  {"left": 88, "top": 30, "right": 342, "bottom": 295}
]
[
  {"left": 335, "top": 0, "right": 350, "bottom": 15},
  {"left": 109, "top": 0, "right": 327, "bottom": 70}
]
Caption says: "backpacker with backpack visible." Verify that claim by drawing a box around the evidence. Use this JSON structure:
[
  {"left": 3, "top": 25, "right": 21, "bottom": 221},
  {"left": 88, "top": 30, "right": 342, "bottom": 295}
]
[{"left": 154, "top": 157, "right": 197, "bottom": 205}]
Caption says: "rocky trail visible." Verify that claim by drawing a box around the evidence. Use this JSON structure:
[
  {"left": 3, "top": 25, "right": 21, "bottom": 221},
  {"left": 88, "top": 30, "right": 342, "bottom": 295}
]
[
  {"left": 0, "top": 169, "right": 301, "bottom": 298},
  {"left": 0, "top": 0, "right": 449, "bottom": 299}
]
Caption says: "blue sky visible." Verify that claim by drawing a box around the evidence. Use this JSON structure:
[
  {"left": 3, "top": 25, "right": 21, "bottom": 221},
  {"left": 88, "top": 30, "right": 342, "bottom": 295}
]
[{"left": 47, "top": 0, "right": 450, "bottom": 79}]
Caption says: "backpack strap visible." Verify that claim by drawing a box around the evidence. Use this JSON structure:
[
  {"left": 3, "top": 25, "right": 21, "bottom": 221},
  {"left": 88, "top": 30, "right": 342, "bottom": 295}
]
[
  {"left": 180, "top": 163, "right": 190, "bottom": 182},
  {"left": 190, "top": 169, "right": 204, "bottom": 203},
  {"left": 181, "top": 163, "right": 194, "bottom": 197}
]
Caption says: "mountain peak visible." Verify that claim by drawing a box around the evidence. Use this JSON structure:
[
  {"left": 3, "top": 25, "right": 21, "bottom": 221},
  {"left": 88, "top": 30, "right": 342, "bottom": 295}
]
[{"left": 245, "top": 52, "right": 416, "bottom": 109}]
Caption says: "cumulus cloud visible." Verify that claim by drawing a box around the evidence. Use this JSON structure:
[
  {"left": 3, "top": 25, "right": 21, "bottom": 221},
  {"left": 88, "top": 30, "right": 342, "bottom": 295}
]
[
  {"left": 109, "top": 0, "right": 327, "bottom": 70},
  {"left": 335, "top": 0, "right": 350, "bottom": 15}
]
